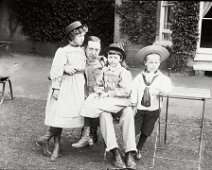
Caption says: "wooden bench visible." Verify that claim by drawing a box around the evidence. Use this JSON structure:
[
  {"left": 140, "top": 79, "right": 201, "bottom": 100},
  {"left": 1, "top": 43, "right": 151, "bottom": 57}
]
[
  {"left": 0, "top": 41, "right": 14, "bottom": 56},
  {"left": 151, "top": 86, "right": 211, "bottom": 169}
]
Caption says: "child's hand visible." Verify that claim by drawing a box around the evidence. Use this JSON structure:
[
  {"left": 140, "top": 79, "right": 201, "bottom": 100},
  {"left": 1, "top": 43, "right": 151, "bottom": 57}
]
[
  {"left": 94, "top": 87, "right": 105, "bottom": 95},
  {"left": 52, "top": 89, "right": 60, "bottom": 100},
  {"left": 132, "top": 106, "right": 137, "bottom": 116},
  {"left": 99, "top": 92, "right": 109, "bottom": 98},
  {"left": 64, "top": 64, "right": 76, "bottom": 75},
  {"left": 150, "top": 89, "right": 160, "bottom": 95}
]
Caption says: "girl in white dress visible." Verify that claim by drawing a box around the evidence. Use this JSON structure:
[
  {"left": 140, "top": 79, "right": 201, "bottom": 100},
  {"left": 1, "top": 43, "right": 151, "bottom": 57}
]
[{"left": 36, "top": 21, "right": 88, "bottom": 161}]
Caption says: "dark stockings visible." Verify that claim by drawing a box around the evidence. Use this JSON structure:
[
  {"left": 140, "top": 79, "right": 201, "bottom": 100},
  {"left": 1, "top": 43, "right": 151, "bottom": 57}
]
[{"left": 137, "top": 133, "right": 148, "bottom": 150}]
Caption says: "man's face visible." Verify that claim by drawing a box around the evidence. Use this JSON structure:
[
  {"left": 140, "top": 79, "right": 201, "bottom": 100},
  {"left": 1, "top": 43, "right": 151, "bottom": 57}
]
[{"left": 85, "top": 41, "right": 101, "bottom": 61}]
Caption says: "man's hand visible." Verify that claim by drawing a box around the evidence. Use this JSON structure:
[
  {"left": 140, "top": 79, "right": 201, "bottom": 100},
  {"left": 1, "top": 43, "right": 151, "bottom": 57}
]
[
  {"left": 64, "top": 64, "right": 76, "bottom": 75},
  {"left": 52, "top": 89, "right": 60, "bottom": 100}
]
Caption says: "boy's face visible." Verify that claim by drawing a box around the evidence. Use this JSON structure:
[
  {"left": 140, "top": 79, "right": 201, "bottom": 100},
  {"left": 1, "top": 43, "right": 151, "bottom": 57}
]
[
  {"left": 144, "top": 54, "right": 160, "bottom": 72},
  {"left": 73, "top": 32, "right": 85, "bottom": 46},
  {"left": 85, "top": 41, "right": 101, "bottom": 61},
  {"left": 107, "top": 52, "right": 121, "bottom": 68}
]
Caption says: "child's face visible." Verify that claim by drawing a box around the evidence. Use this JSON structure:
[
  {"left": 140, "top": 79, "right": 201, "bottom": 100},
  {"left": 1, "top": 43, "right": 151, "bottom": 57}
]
[
  {"left": 85, "top": 41, "right": 101, "bottom": 61},
  {"left": 73, "top": 32, "right": 85, "bottom": 46},
  {"left": 107, "top": 53, "right": 121, "bottom": 68},
  {"left": 144, "top": 54, "right": 160, "bottom": 72}
]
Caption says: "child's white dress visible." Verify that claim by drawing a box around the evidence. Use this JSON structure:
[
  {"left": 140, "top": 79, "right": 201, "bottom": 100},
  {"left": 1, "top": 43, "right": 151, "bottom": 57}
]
[
  {"left": 80, "top": 65, "right": 132, "bottom": 118},
  {"left": 45, "top": 45, "right": 86, "bottom": 128}
]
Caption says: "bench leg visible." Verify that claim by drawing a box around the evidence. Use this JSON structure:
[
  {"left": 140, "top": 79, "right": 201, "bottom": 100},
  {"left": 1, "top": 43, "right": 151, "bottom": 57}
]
[
  {"left": 8, "top": 79, "right": 14, "bottom": 99},
  {"left": 0, "top": 82, "right": 6, "bottom": 105}
]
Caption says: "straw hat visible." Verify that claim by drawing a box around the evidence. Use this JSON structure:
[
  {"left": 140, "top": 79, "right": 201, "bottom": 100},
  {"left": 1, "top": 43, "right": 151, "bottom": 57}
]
[
  {"left": 65, "top": 21, "right": 82, "bottom": 36},
  {"left": 107, "top": 42, "right": 126, "bottom": 60},
  {"left": 136, "top": 44, "right": 170, "bottom": 64}
]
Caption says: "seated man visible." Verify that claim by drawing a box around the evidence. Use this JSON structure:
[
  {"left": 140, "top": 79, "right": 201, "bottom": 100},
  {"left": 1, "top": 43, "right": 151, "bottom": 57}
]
[
  {"left": 71, "top": 42, "right": 137, "bottom": 169},
  {"left": 100, "top": 107, "right": 137, "bottom": 170}
]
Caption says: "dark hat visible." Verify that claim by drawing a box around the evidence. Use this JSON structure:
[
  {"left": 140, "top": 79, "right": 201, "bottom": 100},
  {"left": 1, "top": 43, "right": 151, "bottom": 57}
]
[
  {"left": 107, "top": 42, "right": 126, "bottom": 60},
  {"left": 136, "top": 44, "right": 170, "bottom": 63},
  {"left": 65, "top": 21, "right": 82, "bottom": 36}
]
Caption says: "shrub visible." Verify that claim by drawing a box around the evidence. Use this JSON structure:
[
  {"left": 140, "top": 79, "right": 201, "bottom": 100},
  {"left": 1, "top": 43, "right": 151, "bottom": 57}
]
[
  {"left": 117, "top": 1, "right": 158, "bottom": 45},
  {"left": 171, "top": 1, "right": 199, "bottom": 71},
  {"left": 6, "top": 0, "right": 114, "bottom": 49}
]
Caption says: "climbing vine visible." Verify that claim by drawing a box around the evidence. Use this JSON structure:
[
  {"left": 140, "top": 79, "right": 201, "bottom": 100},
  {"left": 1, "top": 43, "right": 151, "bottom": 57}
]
[{"left": 170, "top": 1, "right": 200, "bottom": 72}]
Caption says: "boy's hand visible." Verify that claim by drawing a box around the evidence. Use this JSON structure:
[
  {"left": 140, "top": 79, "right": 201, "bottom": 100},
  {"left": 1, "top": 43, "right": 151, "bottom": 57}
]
[
  {"left": 150, "top": 89, "right": 160, "bottom": 95},
  {"left": 52, "top": 89, "right": 60, "bottom": 100}
]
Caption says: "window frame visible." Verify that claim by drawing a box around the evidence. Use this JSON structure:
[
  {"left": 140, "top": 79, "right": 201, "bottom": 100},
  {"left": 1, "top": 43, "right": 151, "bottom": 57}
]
[{"left": 159, "top": 1, "right": 174, "bottom": 46}]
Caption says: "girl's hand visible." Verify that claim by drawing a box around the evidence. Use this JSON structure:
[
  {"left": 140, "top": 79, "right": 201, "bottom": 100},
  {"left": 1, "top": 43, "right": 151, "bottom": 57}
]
[
  {"left": 132, "top": 106, "right": 137, "bottom": 116},
  {"left": 64, "top": 65, "right": 76, "bottom": 75},
  {"left": 52, "top": 89, "right": 60, "bottom": 100}
]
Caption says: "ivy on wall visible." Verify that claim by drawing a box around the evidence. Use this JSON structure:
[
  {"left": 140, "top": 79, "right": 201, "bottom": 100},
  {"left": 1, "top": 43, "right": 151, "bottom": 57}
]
[
  {"left": 116, "top": 0, "right": 158, "bottom": 45},
  {"left": 6, "top": 0, "right": 114, "bottom": 49},
  {"left": 170, "top": 1, "right": 200, "bottom": 71}
]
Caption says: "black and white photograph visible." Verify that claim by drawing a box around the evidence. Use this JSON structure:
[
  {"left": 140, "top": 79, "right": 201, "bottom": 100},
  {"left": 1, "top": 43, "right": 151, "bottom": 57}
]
[{"left": 0, "top": 1, "right": 212, "bottom": 170}]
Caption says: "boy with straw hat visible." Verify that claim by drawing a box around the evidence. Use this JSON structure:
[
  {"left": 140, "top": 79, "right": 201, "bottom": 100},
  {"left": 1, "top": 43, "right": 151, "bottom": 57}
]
[{"left": 130, "top": 44, "right": 173, "bottom": 160}]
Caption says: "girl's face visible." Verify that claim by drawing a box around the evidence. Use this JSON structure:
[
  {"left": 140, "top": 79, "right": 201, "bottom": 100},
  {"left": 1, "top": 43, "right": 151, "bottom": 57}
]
[
  {"left": 72, "top": 33, "right": 85, "bottom": 46},
  {"left": 144, "top": 54, "right": 160, "bottom": 72},
  {"left": 107, "top": 53, "right": 122, "bottom": 68}
]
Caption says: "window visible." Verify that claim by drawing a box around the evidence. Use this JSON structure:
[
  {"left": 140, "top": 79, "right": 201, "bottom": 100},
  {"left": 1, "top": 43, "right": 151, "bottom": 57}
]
[{"left": 159, "top": 1, "right": 174, "bottom": 45}]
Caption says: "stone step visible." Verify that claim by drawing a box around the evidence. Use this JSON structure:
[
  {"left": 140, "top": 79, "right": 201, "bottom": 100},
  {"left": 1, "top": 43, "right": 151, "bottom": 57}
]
[
  {"left": 193, "top": 61, "right": 212, "bottom": 71},
  {"left": 194, "top": 53, "right": 212, "bottom": 61}
]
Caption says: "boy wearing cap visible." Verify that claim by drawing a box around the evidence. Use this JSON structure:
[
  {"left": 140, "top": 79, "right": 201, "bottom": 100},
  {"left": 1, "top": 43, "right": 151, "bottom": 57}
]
[
  {"left": 131, "top": 45, "right": 173, "bottom": 160},
  {"left": 36, "top": 21, "right": 88, "bottom": 161}
]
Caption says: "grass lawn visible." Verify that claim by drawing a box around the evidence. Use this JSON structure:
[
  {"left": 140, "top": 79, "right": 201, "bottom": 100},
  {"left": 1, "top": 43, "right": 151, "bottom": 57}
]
[{"left": 0, "top": 97, "right": 212, "bottom": 170}]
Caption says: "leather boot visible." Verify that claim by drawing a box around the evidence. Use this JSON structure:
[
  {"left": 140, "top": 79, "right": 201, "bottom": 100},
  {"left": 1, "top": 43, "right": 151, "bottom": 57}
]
[
  {"left": 36, "top": 127, "right": 56, "bottom": 156},
  {"left": 125, "top": 151, "right": 136, "bottom": 170},
  {"left": 72, "top": 126, "right": 94, "bottom": 148},
  {"left": 50, "top": 130, "right": 61, "bottom": 162},
  {"left": 110, "top": 148, "right": 126, "bottom": 169}
]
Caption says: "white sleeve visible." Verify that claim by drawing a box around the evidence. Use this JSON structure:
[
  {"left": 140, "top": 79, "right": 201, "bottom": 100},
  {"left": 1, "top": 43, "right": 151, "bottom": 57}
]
[{"left": 50, "top": 48, "right": 67, "bottom": 89}]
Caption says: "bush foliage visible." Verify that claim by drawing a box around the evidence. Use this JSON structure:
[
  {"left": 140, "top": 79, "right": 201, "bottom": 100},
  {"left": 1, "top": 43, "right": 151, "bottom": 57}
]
[
  {"left": 6, "top": 0, "right": 114, "bottom": 48},
  {"left": 117, "top": 1, "right": 158, "bottom": 45},
  {"left": 170, "top": 1, "right": 199, "bottom": 71}
]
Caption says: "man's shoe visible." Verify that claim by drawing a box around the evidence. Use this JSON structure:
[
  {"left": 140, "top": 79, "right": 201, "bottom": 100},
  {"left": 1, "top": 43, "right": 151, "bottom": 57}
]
[
  {"left": 125, "top": 151, "right": 136, "bottom": 170},
  {"left": 111, "top": 148, "right": 126, "bottom": 169}
]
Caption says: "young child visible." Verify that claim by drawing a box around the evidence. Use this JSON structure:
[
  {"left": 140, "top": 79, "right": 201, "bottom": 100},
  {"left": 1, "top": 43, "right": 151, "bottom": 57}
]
[
  {"left": 77, "top": 42, "right": 132, "bottom": 123},
  {"left": 130, "top": 44, "right": 173, "bottom": 160},
  {"left": 36, "top": 21, "right": 88, "bottom": 162}
]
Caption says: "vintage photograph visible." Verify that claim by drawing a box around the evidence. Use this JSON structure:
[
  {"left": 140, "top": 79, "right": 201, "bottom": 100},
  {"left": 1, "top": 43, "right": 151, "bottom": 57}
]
[{"left": 0, "top": 1, "right": 212, "bottom": 170}]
